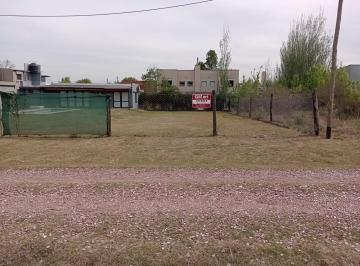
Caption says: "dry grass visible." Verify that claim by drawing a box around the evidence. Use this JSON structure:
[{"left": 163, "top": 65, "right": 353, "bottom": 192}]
[{"left": 0, "top": 109, "right": 360, "bottom": 169}]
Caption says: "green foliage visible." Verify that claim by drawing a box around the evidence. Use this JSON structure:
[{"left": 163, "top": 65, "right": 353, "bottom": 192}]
[
  {"left": 76, "top": 78, "right": 92, "bottom": 84},
  {"left": 159, "top": 79, "right": 179, "bottom": 94},
  {"left": 230, "top": 70, "right": 261, "bottom": 98},
  {"left": 195, "top": 50, "right": 218, "bottom": 70},
  {"left": 316, "top": 67, "right": 360, "bottom": 118},
  {"left": 303, "top": 65, "right": 329, "bottom": 91},
  {"left": 60, "top": 77, "right": 71, "bottom": 83},
  {"left": 142, "top": 66, "right": 162, "bottom": 92},
  {"left": 279, "top": 12, "right": 331, "bottom": 91},
  {"left": 205, "top": 50, "right": 218, "bottom": 70},
  {"left": 121, "top": 77, "right": 137, "bottom": 83},
  {"left": 139, "top": 92, "right": 192, "bottom": 111},
  {"left": 196, "top": 61, "right": 207, "bottom": 70}
]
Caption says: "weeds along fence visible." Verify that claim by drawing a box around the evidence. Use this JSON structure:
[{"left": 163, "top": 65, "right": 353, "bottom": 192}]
[
  {"left": 0, "top": 92, "right": 111, "bottom": 136},
  {"left": 229, "top": 92, "right": 315, "bottom": 133},
  {"left": 139, "top": 92, "right": 226, "bottom": 111}
]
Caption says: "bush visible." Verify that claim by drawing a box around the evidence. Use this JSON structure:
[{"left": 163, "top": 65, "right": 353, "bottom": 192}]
[{"left": 139, "top": 93, "right": 192, "bottom": 111}]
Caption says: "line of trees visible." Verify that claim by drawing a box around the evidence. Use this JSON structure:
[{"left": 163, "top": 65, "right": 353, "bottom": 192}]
[
  {"left": 59, "top": 77, "right": 92, "bottom": 83},
  {"left": 230, "top": 2, "right": 349, "bottom": 138}
]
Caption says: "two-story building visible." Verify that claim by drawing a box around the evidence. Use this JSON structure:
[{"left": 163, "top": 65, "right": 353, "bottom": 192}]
[
  {"left": 159, "top": 65, "right": 239, "bottom": 94},
  {"left": 0, "top": 63, "right": 49, "bottom": 93}
]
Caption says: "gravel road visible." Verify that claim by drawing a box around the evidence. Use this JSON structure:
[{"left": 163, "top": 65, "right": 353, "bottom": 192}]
[{"left": 1, "top": 168, "right": 359, "bottom": 265}]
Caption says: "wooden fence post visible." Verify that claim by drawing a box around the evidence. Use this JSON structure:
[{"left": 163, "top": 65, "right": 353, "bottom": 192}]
[
  {"left": 270, "top": 93, "right": 273, "bottom": 122},
  {"left": 312, "top": 89, "right": 320, "bottom": 136},
  {"left": 106, "top": 96, "right": 112, "bottom": 137},
  {"left": 212, "top": 90, "right": 217, "bottom": 136},
  {"left": 249, "top": 95, "right": 252, "bottom": 118}
]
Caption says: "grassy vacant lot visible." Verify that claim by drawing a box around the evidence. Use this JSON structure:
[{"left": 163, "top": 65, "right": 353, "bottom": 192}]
[
  {"left": 0, "top": 109, "right": 359, "bottom": 169},
  {"left": 1, "top": 110, "right": 360, "bottom": 265}
]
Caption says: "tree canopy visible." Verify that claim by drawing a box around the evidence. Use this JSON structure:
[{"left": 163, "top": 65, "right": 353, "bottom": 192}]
[
  {"left": 141, "top": 66, "right": 162, "bottom": 92},
  {"left": 76, "top": 78, "right": 92, "bottom": 84},
  {"left": 195, "top": 50, "right": 218, "bottom": 70},
  {"left": 60, "top": 77, "right": 71, "bottom": 83},
  {"left": 196, "top": 61, "right": 207, "bottom": 70},
  {"left": 205, "top": 50, "right": 218, "bottom": 70},
  {"left": 121, "top": 77, "right": 137, "bottom": 83},
  {"left": 279, "top": 12, "right": 331, "bottom": 90}
]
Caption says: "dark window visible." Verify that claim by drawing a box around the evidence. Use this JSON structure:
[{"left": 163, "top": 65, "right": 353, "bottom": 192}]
[
  {"left": 16, "top": 74, "right": 22, "bottom": 80},
  {"left": 167, "top": 80, "right": 173, "bottom": 86},
  {"left": 187, "top": 81, "right": 193, "bottom": 87},
  {"left": 228, "top": 80, "right": 234, "bottom": 87},
  {"left": 179, "top": 81, "right": 186, "bottom": 86}
]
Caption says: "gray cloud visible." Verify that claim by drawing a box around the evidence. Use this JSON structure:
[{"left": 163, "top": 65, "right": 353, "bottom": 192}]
[{"left": 0, "top": 0, "right": 359, "bottom": 83}]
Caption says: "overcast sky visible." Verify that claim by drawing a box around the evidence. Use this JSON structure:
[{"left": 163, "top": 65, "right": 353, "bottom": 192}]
[{"left": 1, "top": 0, "right": 359, "bottom": 83}]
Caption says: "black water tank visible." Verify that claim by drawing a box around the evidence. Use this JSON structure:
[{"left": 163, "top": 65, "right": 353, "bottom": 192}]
[{"left": 28, "top": 63, "right": 40, "bottom": 73}]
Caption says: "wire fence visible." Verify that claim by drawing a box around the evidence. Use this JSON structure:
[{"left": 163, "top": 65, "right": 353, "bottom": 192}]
[
  {"left": 0, "top": 92, "right": 111, "bottom": 136},
  {"left": 139, "top": 92, "right": 226, "bottom": 111},
  {"left": 229, "top": 92, "right": 315, "bottom": 133}
]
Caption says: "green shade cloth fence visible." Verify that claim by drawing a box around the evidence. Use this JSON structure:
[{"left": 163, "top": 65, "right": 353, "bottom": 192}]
[{"left": 1, "top": 92, "right": 110, "bottom": 136}]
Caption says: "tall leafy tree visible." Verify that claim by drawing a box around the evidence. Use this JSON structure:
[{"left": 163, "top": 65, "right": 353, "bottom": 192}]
[
  {"left": 218, "top": 27, "right": 231, "bottom": 94},
  {"left": 141, "top": 66, "right": 162, "bottom": 93},
  {"left": 205, "top": 50, "right": 218, "bottom": 70},
  {"left": 279, "top": 12, "right": 332, "bottom": 136},
  {"left": 279, "top": 12, "right": 331, "bottom": 90}
]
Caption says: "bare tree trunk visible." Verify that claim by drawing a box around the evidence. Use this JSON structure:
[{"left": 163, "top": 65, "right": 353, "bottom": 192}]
[
  {"left": 312, "top": 89, "right": 320, "bottom": 136},
  {"left": 326, "top": 0, "right": 344, "bottom": 139}
]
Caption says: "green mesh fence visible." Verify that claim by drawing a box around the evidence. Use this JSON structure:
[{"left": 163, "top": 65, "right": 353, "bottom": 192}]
[{"left": 1, "top": 92, "right": 109, "bottom": 136}]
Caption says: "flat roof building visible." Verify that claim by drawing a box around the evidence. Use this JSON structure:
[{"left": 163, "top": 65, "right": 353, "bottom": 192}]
[
  {"left": 19, "top": 83, "right": 140, "bottom": 109},
  {"left": 158, "top": 65, "right": 239, "bottom": 94},
  {"left": 345, "top": 65, "right": 360, "bottom": 82}
]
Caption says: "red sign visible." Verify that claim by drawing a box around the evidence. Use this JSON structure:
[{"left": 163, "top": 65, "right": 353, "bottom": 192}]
[{"left": 192, "top": 93, "right": 212, "bottom": 109}]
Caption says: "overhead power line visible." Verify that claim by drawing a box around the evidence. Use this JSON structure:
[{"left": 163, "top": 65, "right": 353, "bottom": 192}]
[{"left": 0, "top": 0, "right": 214, "bottom": 18}]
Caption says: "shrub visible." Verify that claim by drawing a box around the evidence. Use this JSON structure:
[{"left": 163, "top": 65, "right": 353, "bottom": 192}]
[{"left": 139, "top": 92, "right": 192, "bottom": 111}]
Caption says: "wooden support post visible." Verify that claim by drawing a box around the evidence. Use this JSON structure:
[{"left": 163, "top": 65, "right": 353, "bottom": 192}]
[
  {"left": 106, "top": 96, "right": 112, "bottom": 137},
  {"left": 312, "top": 89, "right": 320, "bottom": 136},
  {"left": 249, "top": 96, "right": 252, "bottom": 118},
  {"left": 270, "top": 93, "right": 273, "bottom": 122},
  {"left": 212, "top": 90, "right": 217, "bottom": 136}
]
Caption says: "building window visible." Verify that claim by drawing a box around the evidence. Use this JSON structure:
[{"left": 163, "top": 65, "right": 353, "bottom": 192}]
[
  {"left": 228, "top": 80, "right": 234, "bottom": 87},
  {"left": 209, "top": 81, "right": 215, "bottom": 87},
  {"left": 166, "top": 80, "right": 173, "bottom": 86},
  {"left": 16, "top": 74, "right": 22, "bottom": 80},
  {"left": 187, "top": 81, "right": 193, "bottom": 87},
  {"left": 201, "top": 81, "right": 207, "bottom": 87},
  {"left": 179, "top": 81, "right": 185, "bottom": 86}
]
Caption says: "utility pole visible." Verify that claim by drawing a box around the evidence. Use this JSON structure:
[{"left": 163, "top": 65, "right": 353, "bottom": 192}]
[{"left": 326, "top": 0, "right": 344, "bottom": 139}]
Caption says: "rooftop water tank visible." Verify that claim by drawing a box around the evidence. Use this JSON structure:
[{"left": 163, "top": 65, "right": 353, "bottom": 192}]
[{"left": 28, "top": 63, "right": 41, "bottom": 73}]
